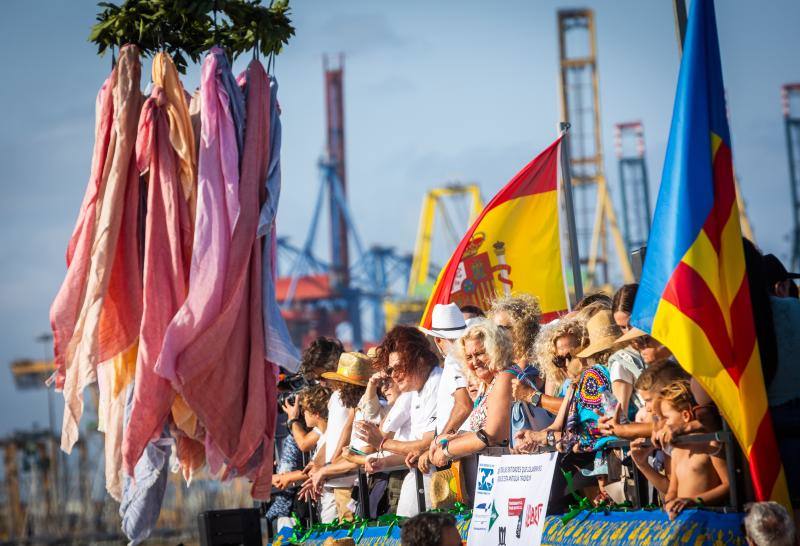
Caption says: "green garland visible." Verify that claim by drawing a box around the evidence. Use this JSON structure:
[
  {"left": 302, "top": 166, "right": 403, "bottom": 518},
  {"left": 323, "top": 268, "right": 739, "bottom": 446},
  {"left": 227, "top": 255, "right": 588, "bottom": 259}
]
[
  {"left": 559, "top": 469, "right": 639, "bottom": 525},
  {"left": 287, "top": 504, "right": 473, "bottom": 544},
  {"left": 88, "top": 0, "right": 294, "bottom": 73}
]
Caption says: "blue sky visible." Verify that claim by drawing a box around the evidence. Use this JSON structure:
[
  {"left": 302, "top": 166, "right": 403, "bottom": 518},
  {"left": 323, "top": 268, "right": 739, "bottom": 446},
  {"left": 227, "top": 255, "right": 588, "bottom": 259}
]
[{"left": 0, "top": 0, "right": 798, "bottom": 436}]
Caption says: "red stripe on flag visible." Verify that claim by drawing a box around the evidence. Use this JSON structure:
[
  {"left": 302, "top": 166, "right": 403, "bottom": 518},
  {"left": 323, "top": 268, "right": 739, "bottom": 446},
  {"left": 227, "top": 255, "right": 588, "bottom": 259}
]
[
  {"left": 499, "top": 146, "right": 559, "bottom": 203},
  {"left": 702, "top": 140, "right": 736, "bottom": 254},
  {"left": 748, "top": 412, "right": 782, "bottom": 501},
  {"left": 729, "top": 277, "right": 758, "bottom": 374},
  {"left": 662, "top": 262, "right": 742, "bottom": 384}
]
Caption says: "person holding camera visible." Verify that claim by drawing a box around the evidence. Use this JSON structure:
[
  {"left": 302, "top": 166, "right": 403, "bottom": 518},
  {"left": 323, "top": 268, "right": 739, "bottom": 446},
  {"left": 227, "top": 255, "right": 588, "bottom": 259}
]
[{"left": 284, "top": 338, "right": 345, "bottom": 452}]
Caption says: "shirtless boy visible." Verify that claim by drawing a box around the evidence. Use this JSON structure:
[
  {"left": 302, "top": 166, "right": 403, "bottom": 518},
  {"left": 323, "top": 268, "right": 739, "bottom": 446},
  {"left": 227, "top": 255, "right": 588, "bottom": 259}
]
[{"left": 660, "top": 381, "right": 729, "bottom": 520}]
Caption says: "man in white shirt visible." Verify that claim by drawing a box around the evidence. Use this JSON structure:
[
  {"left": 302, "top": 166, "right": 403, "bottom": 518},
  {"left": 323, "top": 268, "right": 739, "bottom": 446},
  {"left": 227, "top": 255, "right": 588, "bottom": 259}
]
[{"left": 417, "top": 304, "right": 474, "bottom": 473}]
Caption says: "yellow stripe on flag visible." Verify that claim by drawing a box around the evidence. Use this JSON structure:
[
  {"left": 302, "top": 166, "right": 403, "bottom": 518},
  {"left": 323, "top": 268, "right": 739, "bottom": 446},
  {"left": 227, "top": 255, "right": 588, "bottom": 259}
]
[
  {"left": 653, "top": 298, "right": 768, "bottom": 451},
  {"left": 474, "top": 190, "right": 566, "bottom": 314}
]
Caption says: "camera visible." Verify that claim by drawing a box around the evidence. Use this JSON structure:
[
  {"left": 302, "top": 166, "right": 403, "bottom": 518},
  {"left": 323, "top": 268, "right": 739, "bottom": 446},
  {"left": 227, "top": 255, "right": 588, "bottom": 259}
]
[{"left": 277, "top": 374, "right": 312, "bottom": 410}]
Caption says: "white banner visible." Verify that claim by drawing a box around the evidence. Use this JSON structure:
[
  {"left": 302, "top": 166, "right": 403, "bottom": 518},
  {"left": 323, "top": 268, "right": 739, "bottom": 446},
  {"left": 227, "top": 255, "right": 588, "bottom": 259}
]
[{"left": 467, "top": 453, "right": 558, "bottom": 546}]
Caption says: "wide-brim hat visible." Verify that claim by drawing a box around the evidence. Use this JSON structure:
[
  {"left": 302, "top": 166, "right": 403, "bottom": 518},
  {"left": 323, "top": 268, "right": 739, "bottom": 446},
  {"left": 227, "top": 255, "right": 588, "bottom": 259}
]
[
  {"left": 764, "top": 253, "right": 800, "bottom": 286},
  {"left": 418, "top": 302, "right": 467, "bottom": 340},
  {"left": 576, "top": 310, "right": 624, "bottom": 358},
  {"left": 321, "top": 352, "right": 371, "bottom": 386},
  {"left": 616, "top": 326, "right": 648, "bottom": 344}
]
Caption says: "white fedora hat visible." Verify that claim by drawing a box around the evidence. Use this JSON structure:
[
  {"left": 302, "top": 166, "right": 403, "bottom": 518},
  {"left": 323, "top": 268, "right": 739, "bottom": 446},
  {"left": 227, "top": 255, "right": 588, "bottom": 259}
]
[{"left": 418, "top": 302, "right": 467, "bottom": 340}]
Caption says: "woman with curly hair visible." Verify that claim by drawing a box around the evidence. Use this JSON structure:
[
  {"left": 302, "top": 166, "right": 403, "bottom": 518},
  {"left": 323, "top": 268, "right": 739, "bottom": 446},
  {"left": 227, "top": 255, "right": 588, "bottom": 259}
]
[
  {"left": 430, "top": 320, "right": 514, "bottom": 466},
  {"left": 515, "top": 312, "right": 632, "bottom": 459},
  {"left": 490, "top": 294, "right": 563, "bottom": 427},
  {"left": 489, "top": 293, "right": 541, "bottom": 370},
  {"left": 354, "top": 325, "right": 442, "bottom": 516},
  {"left": 535, "top": 318, "right": 587, "bottom": 397}
]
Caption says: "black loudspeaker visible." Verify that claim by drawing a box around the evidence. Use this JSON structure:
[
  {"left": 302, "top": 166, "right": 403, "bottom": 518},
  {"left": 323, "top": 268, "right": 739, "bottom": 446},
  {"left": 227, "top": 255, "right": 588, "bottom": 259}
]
[
  {"left": 198, "top": 508, "right": 263, "bottom": 546},
  {"left": 630, "top": 246, "right": 647, "bottom": 282}
]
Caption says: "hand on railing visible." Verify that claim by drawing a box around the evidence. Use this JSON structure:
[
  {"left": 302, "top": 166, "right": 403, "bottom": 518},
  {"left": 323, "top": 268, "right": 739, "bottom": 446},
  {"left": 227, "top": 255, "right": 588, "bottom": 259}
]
[
  {"left": 629, "top": 437, "right": 655, "bottom": 466},
  {"left": 513, "top": 429, "right": 550, "bottom": 453},
  {"left": 416, "top": 450, "right": 433, "bottom": 473},
  {"left": 364, "top": 456, "right": 384, "bottom": 474}
]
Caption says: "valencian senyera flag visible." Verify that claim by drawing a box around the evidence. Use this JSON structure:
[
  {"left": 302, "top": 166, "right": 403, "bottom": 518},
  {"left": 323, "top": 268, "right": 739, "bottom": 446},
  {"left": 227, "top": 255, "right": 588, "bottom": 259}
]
[
  {"left": 631, "top": 0, "right": 789, "bottom": 505},
  {"left": 421, "top": 136, "right": 568, "bottom": 328}
]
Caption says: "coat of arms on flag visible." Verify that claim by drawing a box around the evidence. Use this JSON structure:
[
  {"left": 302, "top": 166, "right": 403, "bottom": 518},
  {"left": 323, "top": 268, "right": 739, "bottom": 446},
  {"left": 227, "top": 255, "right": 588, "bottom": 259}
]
[{"left": 450, "top": 233, "right": 514, "bottom": 310}]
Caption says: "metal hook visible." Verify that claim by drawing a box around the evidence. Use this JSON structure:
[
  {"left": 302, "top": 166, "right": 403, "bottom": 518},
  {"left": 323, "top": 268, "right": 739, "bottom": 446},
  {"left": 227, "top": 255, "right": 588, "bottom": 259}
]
[
  {"left": 253, "top": 26, "right": 259, "bottom": 61},
  {"left": 213, "top": 0, "right": 219, "bottom": 45}
]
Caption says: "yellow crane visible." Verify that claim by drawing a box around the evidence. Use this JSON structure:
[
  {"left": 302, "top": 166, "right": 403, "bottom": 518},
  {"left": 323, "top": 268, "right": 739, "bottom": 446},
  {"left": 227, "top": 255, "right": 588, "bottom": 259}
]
[
  {"left": 385, "top": 183, "right": 483, "bottom": 331},
  {"left": 407, "top": 183, "right": 484, "bottom": 298}
]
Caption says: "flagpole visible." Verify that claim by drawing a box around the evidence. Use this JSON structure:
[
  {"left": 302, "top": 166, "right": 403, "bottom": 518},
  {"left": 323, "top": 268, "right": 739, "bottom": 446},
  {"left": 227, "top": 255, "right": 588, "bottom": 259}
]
[
  {"left": 559, "top": 122, "right": 584, "bottom": 304},
  {"left": 673, "top": 0, "right": 688, "bottom": 54}
]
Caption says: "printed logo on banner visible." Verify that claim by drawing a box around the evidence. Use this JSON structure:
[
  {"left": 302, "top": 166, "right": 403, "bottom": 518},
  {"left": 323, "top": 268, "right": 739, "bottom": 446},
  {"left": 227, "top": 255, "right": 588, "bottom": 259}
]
[
  {"left": 525, "top": 503, "right": 544, "bottom": 528},
  {"left": 498, "top": 525, "right": 507, "bottom": 546},
  {"left": 470, "top": 501, "right": 494, "bottom": 532},
  {"left": 508, "top": 498, "right": 526, "bottom": 538},
  {"left": 477, "top": 466, "right": 495, "bottom": 492}
]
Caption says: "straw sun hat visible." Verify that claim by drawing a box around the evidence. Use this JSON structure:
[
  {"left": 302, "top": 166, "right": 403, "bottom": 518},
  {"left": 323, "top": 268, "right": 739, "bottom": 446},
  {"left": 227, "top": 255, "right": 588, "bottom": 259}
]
[
  {"left": 431, "top": 462, "right": 465, "bottom": 509},
  {"left": 321, "top": 352, "right": 372, "bottom": 386},
  {"left": 616, "top": 326, "right": 648, "bottom": 344},
  {"left": 576, "top": 310, "right": 624, "bottom": 358}
]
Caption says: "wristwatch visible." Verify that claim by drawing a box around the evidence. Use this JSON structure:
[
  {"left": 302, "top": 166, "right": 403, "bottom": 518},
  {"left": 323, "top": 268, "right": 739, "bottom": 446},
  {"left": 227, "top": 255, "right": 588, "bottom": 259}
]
[
  {"left": 528, "top": 389, "right": 543, "bottom": 407},
  {"left": 476, "top": 429, "right": 491, "bottom": 447},
  {"left": 286, "top": 418, "right": 300, "bottom": 429},
  {"left": 546, "top": 430, "right": 556, "bottom": 447}
]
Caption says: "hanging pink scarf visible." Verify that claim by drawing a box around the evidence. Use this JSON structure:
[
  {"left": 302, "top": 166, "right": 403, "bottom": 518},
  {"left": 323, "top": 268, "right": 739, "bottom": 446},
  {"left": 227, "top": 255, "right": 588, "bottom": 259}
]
[
  {"left": 50, "top": 45, "right": 143, "bottom": 452},
  {"left": 123, "top": 52, "right": 200, "bottom": 477}
]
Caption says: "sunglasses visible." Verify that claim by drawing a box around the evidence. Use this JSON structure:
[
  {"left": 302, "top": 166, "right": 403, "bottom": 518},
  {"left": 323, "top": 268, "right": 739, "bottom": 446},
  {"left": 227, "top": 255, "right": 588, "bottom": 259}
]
[
  {"left": 385, "top": 366, "right": 405, "bottom": 378},
  {"left": 552, "top": 353, "right": 572, "bottom": 368}
]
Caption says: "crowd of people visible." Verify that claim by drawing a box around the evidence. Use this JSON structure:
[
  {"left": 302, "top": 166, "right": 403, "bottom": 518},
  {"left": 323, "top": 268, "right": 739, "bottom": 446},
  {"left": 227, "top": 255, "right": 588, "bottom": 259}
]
[{"left": 265, "top": 245, "right": 799, "bottom": 545}]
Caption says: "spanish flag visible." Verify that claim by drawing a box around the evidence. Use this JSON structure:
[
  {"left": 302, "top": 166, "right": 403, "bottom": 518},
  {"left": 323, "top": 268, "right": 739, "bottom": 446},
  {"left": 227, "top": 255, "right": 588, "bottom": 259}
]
[
  {"left": 631, "top": 0, "right": 788, "bottom": 505},
  {"left": 421, "top": 137, "right": 568, "bottom": 328}
]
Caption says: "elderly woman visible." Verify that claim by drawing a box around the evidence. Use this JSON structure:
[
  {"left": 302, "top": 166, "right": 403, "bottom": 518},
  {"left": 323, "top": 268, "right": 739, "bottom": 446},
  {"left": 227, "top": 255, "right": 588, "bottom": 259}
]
[
  {"left": 489, "top": 295, "right": 562, "bottom": 437},
  {"left": 430, "top": 320, "right": 514, "bottom": 467}
]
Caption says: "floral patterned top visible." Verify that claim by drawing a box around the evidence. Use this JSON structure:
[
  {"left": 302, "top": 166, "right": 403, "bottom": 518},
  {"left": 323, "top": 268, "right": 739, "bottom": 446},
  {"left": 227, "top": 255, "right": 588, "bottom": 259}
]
[{"left": 468, "top": 378, "right": 498, "bottom": 432}]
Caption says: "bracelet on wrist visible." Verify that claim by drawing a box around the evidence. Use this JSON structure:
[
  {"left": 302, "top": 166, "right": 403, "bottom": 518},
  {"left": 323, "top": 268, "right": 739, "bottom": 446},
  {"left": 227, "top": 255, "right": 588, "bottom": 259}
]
[
  {"left": 442, "top": 443, "right": 453, "bottom": 461},
  {"left": 378, "top": 438, "right": 387, "bottom": 452}
]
